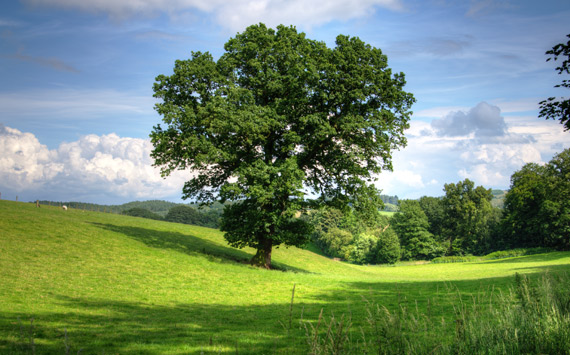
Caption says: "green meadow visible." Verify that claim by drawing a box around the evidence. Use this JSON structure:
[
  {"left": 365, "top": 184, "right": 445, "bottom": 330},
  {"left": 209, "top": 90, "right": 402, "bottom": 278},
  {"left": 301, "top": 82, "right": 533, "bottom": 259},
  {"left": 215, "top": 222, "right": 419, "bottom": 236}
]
[{"left": 1, "top": 199, "right": 569, "bottom": 354}]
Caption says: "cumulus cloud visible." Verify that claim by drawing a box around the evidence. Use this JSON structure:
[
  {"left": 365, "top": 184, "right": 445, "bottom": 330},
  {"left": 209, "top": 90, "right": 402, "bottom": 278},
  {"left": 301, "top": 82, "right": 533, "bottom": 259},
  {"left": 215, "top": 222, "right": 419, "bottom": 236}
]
[
  {"left": 431, "top": 101, "right": 507, "bottom": 138},
  {"left": 0, "top": 124, "right": 63, "bottom": 190},
  {"left": 0, "top": 125, "right": 188, "bottom": 203},
  {"left": 375, "top": 101, "right": 569, "bottom": 198},
  {"left": 24, "top": 0, "right": 405, "bottom": 31}
]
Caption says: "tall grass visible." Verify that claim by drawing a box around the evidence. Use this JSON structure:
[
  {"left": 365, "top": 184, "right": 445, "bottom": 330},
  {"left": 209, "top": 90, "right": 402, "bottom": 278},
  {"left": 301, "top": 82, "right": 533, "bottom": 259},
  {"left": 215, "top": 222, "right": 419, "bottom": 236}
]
[{"left": 299, "top": 271, "right": 570, "bottom": 354}]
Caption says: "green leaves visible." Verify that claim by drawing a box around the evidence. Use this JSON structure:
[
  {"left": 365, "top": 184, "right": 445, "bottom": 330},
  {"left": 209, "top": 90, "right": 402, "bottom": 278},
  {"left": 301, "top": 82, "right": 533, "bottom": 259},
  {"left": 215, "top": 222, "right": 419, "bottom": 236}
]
[
  {"left": 440, "top": 179, "right": 498, "bottom": 256},
  {"left": 539, "top": 34, "right": 570, "bottom": 131},
  {"left": 503, "top": 149, "right": 570, "bottom": 250},
  {"left": 150, "top": 23, "right": 414, "bottom": 267}
]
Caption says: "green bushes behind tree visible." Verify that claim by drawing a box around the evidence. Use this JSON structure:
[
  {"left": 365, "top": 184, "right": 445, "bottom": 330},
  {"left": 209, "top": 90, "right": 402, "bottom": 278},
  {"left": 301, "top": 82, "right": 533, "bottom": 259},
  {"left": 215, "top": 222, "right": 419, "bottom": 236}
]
[
  {"left": 165, "top": 205, "right": 220, "bottom": 228},
  {"left": 306, "top": 206, "right": 400, "bottom": 265},
  {"left": 122, "top": 207, "right": 164, "bottom": 220}
]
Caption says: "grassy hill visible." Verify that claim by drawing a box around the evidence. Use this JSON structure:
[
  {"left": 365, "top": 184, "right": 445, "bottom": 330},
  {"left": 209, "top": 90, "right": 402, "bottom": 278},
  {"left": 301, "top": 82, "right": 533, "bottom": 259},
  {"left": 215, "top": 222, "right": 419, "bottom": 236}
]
[{"left": 1, "top": 200, "right": 569, "bottom": 354}]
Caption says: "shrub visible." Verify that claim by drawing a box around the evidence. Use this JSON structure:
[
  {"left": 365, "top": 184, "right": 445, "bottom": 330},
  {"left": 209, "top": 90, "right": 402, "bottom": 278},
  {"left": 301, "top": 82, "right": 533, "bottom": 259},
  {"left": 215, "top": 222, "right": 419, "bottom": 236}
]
[
  {"left": 122, "top": 207, "right": 163, "bottom": 220},
  {"left": 321, "top": 228, "right": 353, "bottom": 259},
  {"left": 345, "top": 233, "right": 378, "bottom": 264},
  {"left": 164, "top": 205, "right": 220, "bottom": 228},
  {"left": 392, "top": 200, "right": 443, "bottom": 260},
  {"left": 431, "top": 255, "right": 479, "bottom": 263}
]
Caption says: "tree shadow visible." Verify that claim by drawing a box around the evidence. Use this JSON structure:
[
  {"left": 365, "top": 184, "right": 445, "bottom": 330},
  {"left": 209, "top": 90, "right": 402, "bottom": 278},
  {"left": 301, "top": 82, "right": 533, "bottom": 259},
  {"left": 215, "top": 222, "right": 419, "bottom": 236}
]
[
  {"left": 90, "top": 223, "right": 310, "bottom": 273},
  {"left": 4, "top": 266, "right": 569, "bottom": 354},
  {"left": 303, "top": 260, "right": 570, "bottom": 321},
  {"left": 0, "top": 294, "right": 309, "bottom": 354}
]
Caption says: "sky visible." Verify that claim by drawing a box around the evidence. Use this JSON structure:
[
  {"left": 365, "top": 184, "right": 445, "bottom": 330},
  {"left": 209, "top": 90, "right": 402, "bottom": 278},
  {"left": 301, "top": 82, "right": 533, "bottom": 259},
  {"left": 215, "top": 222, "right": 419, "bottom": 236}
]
[{"left": 0, "top": 0, "right": 569, "bottom": 205}]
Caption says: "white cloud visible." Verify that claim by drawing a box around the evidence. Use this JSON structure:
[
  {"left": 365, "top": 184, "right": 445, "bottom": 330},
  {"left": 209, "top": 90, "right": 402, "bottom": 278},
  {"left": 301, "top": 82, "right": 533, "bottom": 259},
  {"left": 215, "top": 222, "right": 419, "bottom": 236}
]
[
  {"left": 375, "top": 168, "right": 427, "bottom": 199},
  {"left": 24, "top": 0, "right": 405, "bottom": 31},
  {"left": 376, "top": 102, "right": 569, "bottom": 198},
  {"left": 431, "top": 101, "right": 507, "bottom": 138},
  {"left": 0, "top": 89, "right": 159, "bottom": 149},
  {"left": 0, "top": 125, "right": 188, "bottom": 203},
  {"left": 458, "top": 164, "right": 505, "bottom": 186},
  {"left": 0, "top": 124, "right": 63, "bottom": 190}
]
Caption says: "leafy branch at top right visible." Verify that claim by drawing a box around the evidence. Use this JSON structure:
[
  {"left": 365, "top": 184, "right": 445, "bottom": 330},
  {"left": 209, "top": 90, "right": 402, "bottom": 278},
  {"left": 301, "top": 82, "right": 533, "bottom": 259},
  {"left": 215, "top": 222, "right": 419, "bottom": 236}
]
[{"left": 539, "top": 34, "right": 570, "bottom": 131}]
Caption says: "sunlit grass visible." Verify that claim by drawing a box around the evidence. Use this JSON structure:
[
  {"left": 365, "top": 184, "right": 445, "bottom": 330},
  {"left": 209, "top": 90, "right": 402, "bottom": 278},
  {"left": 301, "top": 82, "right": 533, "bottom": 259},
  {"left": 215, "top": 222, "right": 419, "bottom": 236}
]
[{"left": 1, "top": 199, "right": 569, "bottom": 353}]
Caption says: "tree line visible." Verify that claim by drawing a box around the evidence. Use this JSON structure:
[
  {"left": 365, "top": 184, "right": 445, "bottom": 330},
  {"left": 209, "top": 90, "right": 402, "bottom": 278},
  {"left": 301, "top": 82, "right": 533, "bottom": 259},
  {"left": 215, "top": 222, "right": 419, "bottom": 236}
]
[
  {"left": 308, "top": 148, "right": 569, "bottom": 264},
  {"left": 34, "top": 199, "right": 224, "bottom": 229},
  {"left": 122, "top": 202, "right": 223, "bottom": 229}
]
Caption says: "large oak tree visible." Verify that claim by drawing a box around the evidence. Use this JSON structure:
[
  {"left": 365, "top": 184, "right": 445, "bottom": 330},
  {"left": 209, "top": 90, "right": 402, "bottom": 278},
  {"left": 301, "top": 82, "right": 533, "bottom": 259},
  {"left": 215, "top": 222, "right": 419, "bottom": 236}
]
[{"left": 150, "top": 24, "right": 415, "bottom": 268}]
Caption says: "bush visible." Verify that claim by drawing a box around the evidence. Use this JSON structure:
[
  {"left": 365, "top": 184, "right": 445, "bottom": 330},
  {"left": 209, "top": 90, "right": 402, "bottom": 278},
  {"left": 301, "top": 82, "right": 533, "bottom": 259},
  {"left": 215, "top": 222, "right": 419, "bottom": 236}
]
[
  {"left": 165, "top": 205, "right": 220, "bottom": 228},
  {"left": 431, "top": 255, "right": 479, "bottom": 263},
  {"left": 122, "top": 207, "right": 163, "bottom": 220},
  {"left": 345, "top": 233, "right": 378, "bottom": 264},
  {"left": 321, "top": 228, "right": 353, "bottom": 259}
]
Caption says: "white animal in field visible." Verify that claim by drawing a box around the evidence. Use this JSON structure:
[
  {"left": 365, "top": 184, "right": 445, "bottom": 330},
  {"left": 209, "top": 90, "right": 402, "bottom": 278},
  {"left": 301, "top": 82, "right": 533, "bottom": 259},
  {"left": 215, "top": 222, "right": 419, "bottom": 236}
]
[{"left": 62, "top": 205, "right": 68, "bottom": 211}]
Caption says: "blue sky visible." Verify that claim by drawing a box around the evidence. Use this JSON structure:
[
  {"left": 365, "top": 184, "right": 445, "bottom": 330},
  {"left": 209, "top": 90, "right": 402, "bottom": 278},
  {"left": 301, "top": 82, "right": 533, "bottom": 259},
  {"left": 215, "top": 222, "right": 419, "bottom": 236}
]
[{"left": 0, "top": 0, "right": 569, "bottom": 204}]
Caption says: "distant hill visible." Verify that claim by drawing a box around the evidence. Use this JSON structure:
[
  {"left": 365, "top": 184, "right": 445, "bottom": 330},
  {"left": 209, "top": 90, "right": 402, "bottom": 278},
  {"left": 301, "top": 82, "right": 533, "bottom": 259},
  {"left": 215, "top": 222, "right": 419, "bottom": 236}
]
[
  {"left": 380, "top": 195, "right": 399, "bottom": 211},
  {"left": 118, "top": 200, "right": 181, "bottom": 216},
  {"left": 37, "top": 199, "right": 180, "bottom": 216},
  {"left": 491, "top": 189, "right": 507, "bottom": 208}
]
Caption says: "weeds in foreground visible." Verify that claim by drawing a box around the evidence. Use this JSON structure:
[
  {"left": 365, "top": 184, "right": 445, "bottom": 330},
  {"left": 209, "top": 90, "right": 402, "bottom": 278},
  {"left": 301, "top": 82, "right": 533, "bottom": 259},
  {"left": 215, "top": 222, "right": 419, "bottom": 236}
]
[
  {"left": 299, "top": 271, "right": 570, "bottom": 354},
  {"left": 451, "top": 272, "right": 570, "bottom": 354}
]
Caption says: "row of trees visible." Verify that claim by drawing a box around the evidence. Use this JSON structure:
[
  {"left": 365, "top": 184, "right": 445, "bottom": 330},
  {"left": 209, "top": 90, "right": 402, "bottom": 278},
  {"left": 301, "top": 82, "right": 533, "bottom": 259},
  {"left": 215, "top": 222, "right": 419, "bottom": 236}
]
[
  {"left": 309, "top": 148, "right": 569, "bottom": 264},
  {"left": 123, "top": 204, "right": 222, "bottom": 228}
]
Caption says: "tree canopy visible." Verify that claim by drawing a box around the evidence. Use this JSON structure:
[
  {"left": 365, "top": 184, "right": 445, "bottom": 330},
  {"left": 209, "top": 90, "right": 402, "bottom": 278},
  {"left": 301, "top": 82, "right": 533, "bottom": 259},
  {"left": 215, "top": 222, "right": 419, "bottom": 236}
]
[
  {"left": 503, "top": 148, "right": 570, "bottom": 250},
  {"left": 441, "top": 179, "right": 497, "bottom": 255},
  {"left": 392, "top": 200, "right": 444, "bottom": 260},
  {"left": 539, "top": 34, "right": 570, "bottom": 131},
  {"left": 150, "top": 24, "right": 415, "bottom": 268}
]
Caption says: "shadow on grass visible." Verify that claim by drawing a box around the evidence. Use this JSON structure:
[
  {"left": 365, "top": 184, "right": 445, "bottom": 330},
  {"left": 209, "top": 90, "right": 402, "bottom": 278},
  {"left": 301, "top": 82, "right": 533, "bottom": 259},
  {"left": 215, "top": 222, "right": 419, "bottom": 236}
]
[
  {"left": 0, "top": 295, "right": 309, "bottom": 354},
  {"left": 91, "top": 223, "right": 310, "bottom": 273},
  {"left": 304, "top": 263, "right": 570, "bottom": 318},
  {"left": 0, "top": 273, "right": 545, "bottom": 354},
  {"left": 0, "top": 279, "right": 480, "bottom": 354},
  {"left": 3, "top": 267, "right": 570, "bottom": 354}
]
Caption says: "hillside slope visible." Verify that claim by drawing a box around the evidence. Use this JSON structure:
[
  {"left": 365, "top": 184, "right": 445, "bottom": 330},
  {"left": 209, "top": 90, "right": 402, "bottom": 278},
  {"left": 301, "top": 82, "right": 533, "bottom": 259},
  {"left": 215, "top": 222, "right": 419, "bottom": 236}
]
[{"left": 1, "top": 200, "right": 569, "bottom": 354}]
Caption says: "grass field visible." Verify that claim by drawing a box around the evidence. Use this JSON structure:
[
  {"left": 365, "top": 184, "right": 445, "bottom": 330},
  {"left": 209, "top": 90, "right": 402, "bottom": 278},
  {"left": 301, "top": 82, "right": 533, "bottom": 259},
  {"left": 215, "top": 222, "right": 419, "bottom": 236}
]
[{"left": 1, "top": 199, "right": 569, "bottom": 354}]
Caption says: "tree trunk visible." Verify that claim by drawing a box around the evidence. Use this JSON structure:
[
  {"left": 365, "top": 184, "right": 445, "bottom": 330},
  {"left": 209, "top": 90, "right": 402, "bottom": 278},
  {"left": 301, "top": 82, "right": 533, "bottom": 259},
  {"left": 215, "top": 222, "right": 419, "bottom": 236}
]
[{"left": 250, "top": 237, "right": 273, "bottom": 269}]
